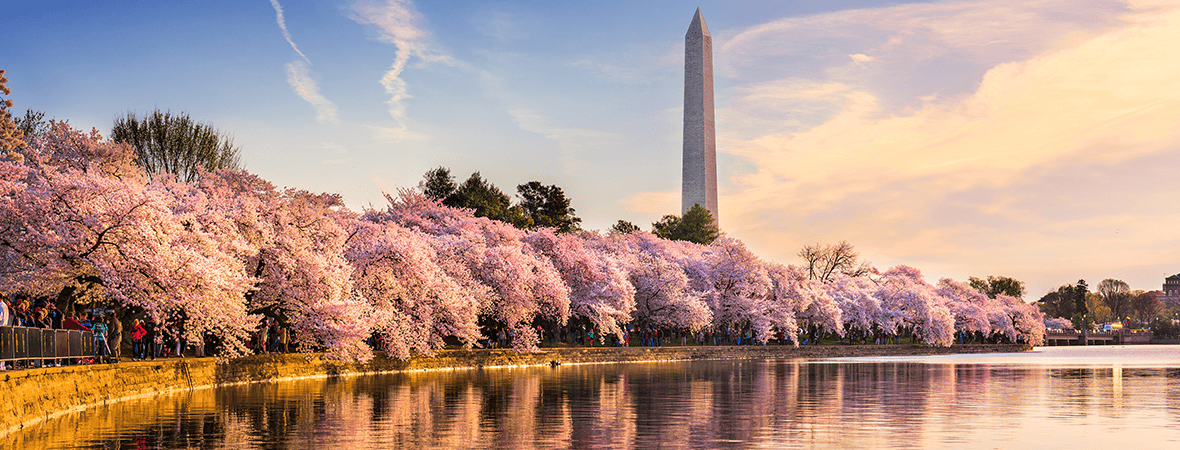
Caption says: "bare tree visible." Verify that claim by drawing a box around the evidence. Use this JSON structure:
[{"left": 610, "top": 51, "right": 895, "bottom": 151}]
[
  {"left": 797, "top": 241, "right": 873, "bottom": 282},
  {"left": 112, "top": 109, "right": 241, "bottom": 183},
  {"left": 1096, "top": 278, "right": 1132, "bottom": 322},
  {"left": 1128, "top": 290, "right": 1162, "bottom": 324},
  {"left": 14, "top": 109, "right": 50, "bottom": 142}
]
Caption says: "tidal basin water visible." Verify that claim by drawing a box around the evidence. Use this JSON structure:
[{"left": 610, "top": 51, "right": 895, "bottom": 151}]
[{"left": 13, "top": 345, "right": 1180, "bottom": 449}]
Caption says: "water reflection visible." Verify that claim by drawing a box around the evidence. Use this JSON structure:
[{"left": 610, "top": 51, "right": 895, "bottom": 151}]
[{"left": 10, "top": 346, "right": 1180, "bottom": 448}]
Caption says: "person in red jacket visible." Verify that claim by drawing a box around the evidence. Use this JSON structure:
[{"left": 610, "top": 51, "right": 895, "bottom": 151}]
[{"left": 130, "top": 319, "right": 147, "bottom": 361}]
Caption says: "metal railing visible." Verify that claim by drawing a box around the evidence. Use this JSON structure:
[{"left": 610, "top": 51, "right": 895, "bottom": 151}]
[{"left": 0, "top": 326, "right": 96, "bottom": 368}]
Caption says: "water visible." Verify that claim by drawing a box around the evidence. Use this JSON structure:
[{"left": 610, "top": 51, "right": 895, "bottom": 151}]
[{"left": 10, "top": 345, "right": 1180, "bottom": 449}]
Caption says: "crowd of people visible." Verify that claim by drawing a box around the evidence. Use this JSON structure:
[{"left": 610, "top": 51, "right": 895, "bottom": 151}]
[
  {"left": 0, "top": 294, "right": 275, "bottom": 370},
  {"left": 0, "top": 295, "right": 65, "bottom": 329}
]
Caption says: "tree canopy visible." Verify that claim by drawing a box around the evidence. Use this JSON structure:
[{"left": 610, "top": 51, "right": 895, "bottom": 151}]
[
  {"left": 1096, "top": 278, "right": 1131, "bottom": 322},
  {"left": 516, "top": 181, "right": 581, "bottom": 233},
  {"left": 1037, "top": 284, "right": 1076, "bottom": 319},
  {"left": 111, "top": 109, "right": 241, "bottom": 183},
  {"left": 611, "top": 220, "right": 640, "bottom": 234},
  {"left": 419, "top": 166, "right": 459, "bottom": 203},
  {"left": 652, "top": 204, "right": 720, "bottom": 245},
  {"left": 1074, "top": 279, "right": 1089, "bottom": 316},
  {"left": 968, "top": 275, "right": 1026, "bottom": 299},
  {"left": 1128, "top": 291, "right": 1161, "bottom": 324},
  {"left": 14, "top": 110, "right": 50, "bottom": 143},
  {"left": 417, "top": 167, "right": 581, "bottom": 233}
]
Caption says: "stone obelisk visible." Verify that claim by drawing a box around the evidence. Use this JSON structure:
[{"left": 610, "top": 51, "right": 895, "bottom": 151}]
[{"left": 682, "top": 8, "right": 718, "bottom": 222}]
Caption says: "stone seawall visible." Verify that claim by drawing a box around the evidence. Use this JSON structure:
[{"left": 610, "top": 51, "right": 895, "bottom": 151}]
[{"left": 0, "top": 343, "right": 1026, "bottom": 438}]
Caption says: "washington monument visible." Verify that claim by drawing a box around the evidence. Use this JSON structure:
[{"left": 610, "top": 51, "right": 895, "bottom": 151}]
[{"left": 682, "top": 8, "right": 718, "bottom": 222}]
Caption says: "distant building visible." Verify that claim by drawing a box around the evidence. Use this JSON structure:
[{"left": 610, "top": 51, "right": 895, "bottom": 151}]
[{"left": 1163, "top": 274, "right": 1180, "bottom": 305}]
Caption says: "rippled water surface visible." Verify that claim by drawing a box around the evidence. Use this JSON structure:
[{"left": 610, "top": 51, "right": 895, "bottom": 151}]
[{"left": 11, "top": 345, "right": 1180, "bottom": 448}]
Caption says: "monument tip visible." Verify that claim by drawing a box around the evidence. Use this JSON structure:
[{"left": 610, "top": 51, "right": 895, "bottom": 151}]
[{"left": 688, "top": 8, "right": 710, "bottom": 36}]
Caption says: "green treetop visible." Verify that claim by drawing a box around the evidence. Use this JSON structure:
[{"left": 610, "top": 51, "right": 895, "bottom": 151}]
[{"left": 652, "top": 204, "right": 720, "bottom": 245}]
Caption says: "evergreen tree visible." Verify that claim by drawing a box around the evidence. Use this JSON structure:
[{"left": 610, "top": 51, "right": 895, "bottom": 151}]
[
  {"left": 1073, "top": 279, "right": 1090, "bottom": 330},
  {"left": 652, "top": 204, "right": 719, "bottom": 245},
  {"left": 419, "top": 166, "right": 458, "bottom": 204},
  {"left": 611, "top": 220, "right": 640, "bottom": 234},
  {"left": 516, "top": 181, "right": 581, "bottom": 233},
  {"left": 453, "top": 172, "right": 531, "bottom": 228},
  {"left": 1075, "top": 280, "right": 1089, "bottom": 316}
]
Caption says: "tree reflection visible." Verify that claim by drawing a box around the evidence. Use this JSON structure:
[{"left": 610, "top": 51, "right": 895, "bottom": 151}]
[{"left": 9, "top": 352, "right": 1180, "bottom": 449}]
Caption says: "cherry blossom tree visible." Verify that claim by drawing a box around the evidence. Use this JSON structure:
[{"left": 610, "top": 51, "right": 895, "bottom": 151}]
[
  {"left": 524, "top": 229, "right": 634, "bottom": 341},
  {"left": 935, "top": 278, "right": 993, "bottom": 341},
  {"left": 367, "top": 190, "right": 570, "bottom": 351},
  {"left": 769, "top": 263, "right": 842, "bottom": 344},
  {"left": 0, "top": 122, "right": 257, "bottom": 356},
  {"left": 195, "top": 170, "right": 376, "bottom": 360},
  {"left": 700, "top": 237, "right": 798, "bottom": 344},
  {"left": 0, "top": 121, "right": 1047, "bottom": 360},
  {"left": 588, "top": 231, "right": 712, "bottom": 333},
  {"left": 826, "top": 274, "right": 884, "bottom": 340},
  {"left": 347, "top": 220, "right": 482, "bottom": 359},
  {"left": 875, "top": 266, "right": 955, "bottom": 346},
  {"left": 934, "top": 277, "right": 1044, "bottom": 345},
  {"left": 996, "top": 293, "right": 1046, "bottom": 345},
  {"left": 1043, "top": 316, "right": 1072, "bottom": 330}
]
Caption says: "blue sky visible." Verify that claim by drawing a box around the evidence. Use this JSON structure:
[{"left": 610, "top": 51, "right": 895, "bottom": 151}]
[{"left": 5, "top": 0, "right": 1180, "bottom": 298}]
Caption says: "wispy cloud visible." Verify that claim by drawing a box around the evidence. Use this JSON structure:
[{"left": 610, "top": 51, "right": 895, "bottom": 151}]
[
  {"left": 479, "top": 70, "right": 618, "bottom": 173},
  {"left": 320, "top": 142, "right": 352, "bottom": 165},
  {"left": 270, "top": 0, "right": 309, "bottom": 63},
  {"left": 270, "top": 1, "right": 338, "bottom": 123},
  {"left": 477, "top": 11, "right": 527, "bottom": 41},
  {"left": 285, "top": 60, "right": 339, "bottom": 123},
  {"left": 350, "top": 0, "right": 456, "bottom": 128}
]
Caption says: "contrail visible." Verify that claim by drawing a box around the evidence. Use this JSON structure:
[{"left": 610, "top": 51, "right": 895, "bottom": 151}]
[
  {"left": 270, "top": 0, "right": 310, "bottom": 63},
  {"left": 286, "top": 60, "right": 339, "bottom": 124},
  {"left": 351, "top": 0, "right": 456, "bottom": 127}
]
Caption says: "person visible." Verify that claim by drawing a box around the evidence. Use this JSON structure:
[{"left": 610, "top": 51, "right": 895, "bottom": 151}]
[
  {"left": 37, "top": 307, "right": 53, "bottom": 328},
  {"left": 0, "top": 296, "right": 10, "bottom": 327},
  {"left": 108, "top": 312, "right": 123, "bottom": 360},
  {"left": 93, "top": 316, "right": 110, "bottom": 363},
  {"left": 11, "top": 298, "right": 28, "bottom": 326},
  {"left": 166, "top": 312, "right": 186, "bottom": 357},
  {"left": 256, "top": 319, "right": 269, "bottom": 354},
  {"left": 280, "top": 325, "right": 289, "bottom": 353},
  {"left": 195, "top": 331, "right": 206, "bottom": 357},
  {"left": 0, "top": 297, "right": 8, "bottom": 371},
  {"left": 130, "top": 319, "right": 147, "bottom": 361},
  {"left": 48, "top": 304, "right": 63, "bottom": 329},
  {"left": 266, "top": 318, "right": 278, "bottom": 353},
  {"left": 144, "top": 319, "right": 158, "bottom": 360}
]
